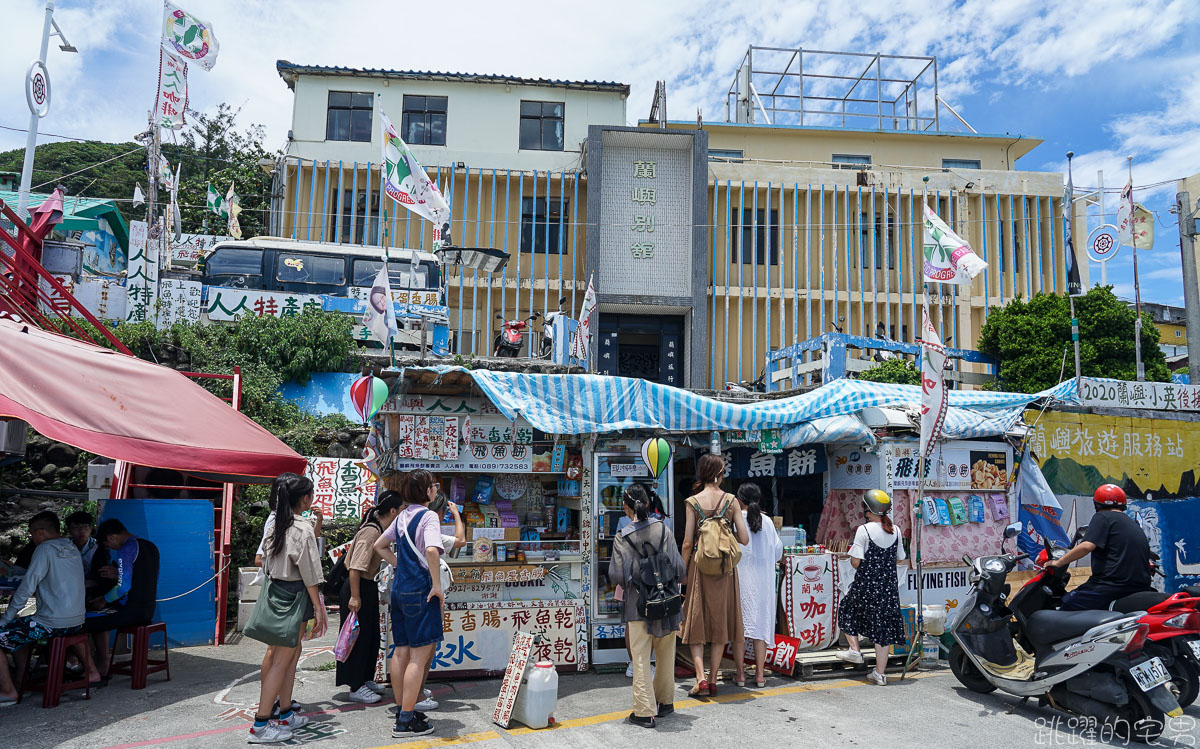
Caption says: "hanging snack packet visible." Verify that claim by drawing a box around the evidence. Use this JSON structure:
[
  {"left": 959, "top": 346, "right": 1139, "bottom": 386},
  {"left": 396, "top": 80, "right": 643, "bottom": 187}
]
[
  {"left": 947, "top": 497, "right": 968, "bottom": 525},
  {"left": 934, "top": 497, "right": 952, "bottom": 526},
  {"left": 968, "top": 495, "right": 986, "bottom": 523}
]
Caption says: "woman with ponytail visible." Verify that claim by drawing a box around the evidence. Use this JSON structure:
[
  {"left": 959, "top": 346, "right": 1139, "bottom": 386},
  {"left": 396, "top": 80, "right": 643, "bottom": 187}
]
[
  {"left": 336, "top": 490, "right": 404, "bottom": 705},
  {"left": 732, "top": 483, "right": 783, "bottom": 688},
  {"left": 835, "top": 489, "right": 907, "bottom": 686},
  {"left": 250, "top": 473, "right": 323, "bottom": 744}
]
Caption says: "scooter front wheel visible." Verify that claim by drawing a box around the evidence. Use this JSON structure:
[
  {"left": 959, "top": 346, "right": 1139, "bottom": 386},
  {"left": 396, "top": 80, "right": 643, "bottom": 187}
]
[{"left": 948, "top": 642, "right": 996, "bottom": 694}]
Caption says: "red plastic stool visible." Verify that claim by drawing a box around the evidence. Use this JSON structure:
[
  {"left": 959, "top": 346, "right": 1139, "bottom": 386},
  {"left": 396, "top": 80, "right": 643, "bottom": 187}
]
[
  {"left": 108, "top": 622, "right": 170, "bottom": 690},
  {"left": 21, "top": 631, "right": 92, "bottom": 708}
]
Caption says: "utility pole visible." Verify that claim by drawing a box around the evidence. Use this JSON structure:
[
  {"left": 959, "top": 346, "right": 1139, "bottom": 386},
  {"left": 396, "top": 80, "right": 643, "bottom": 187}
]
[
  {"left": 1097, "top": 170, "right": 1106, "bottom": 287},
  {"left": 17, "top": 1, "right": 76, "bottom": 218},
  {"left": 1067, "top": 152, "right": 1082, "bottom": 384},
  {"left": 1129, "top": 157, "right": 1145, "bottom": 382},
  {"left": 146, "top": 110, "right": 160, "bottom": 233},
  {"left": 1179, "top": 189, "right": 1200, "bottom": 383}
]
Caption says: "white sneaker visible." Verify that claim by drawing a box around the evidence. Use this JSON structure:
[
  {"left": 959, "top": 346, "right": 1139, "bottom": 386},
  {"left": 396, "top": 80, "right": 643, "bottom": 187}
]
[
  {"left": 867, "top": 671, "right": 887, "bottom": 686},
  {"left": 248, "top": 723, "right": 293, "bottom": 744},
  {"left": 837, "top": 649, "right": 865, "bottom": 664},
  {"left": 348, "top": 685, "right": 382, "bottom": 704},
  {"left": 415, "top": 696, "right": 438, "bottom": 711},
  {"left": 277, "top": 712, "right": 309, "bottom": 730},
  {"left": 423, "top": 688, "right": 433, "bottom": 700},
  {"left": 625, "top": 662, "right": 634, "bottom": 678},
  {"left": 364, "top": 680, "right": 388, "bottom": 695}
]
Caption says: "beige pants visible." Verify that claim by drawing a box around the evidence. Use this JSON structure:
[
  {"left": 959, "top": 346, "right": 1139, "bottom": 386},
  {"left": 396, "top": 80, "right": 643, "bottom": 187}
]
[{"left": 627, "top": 620, "right": 677, "bottom": 718}]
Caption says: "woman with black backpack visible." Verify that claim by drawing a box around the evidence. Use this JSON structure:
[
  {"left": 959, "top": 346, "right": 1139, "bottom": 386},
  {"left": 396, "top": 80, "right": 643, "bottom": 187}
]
[
  {"left": 608, "top": 484, "right": 686, "bottom": 729},
  {"left": 335, "top": 491, "right": 404, "bottom": 705}
]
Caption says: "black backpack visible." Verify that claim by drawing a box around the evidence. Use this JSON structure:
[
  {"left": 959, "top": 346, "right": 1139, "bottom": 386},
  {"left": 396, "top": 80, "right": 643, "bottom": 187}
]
[{"left": 628, "top": 523, "right": 683, "bottom": 622}]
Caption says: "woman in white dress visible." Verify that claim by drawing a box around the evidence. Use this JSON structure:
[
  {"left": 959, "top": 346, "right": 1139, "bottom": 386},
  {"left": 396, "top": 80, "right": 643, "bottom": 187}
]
[{"left": 732, "top": 483, "right": 783, "bottom": 688}]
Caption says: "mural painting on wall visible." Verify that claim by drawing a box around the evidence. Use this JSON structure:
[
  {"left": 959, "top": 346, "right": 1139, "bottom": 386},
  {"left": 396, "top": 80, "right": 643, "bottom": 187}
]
[
  {"left": 77, "top": 218, "right": 127, "bottom": 276},
  {"left": 1026, "top": 410, "right": 1200, "bottom": 591}
]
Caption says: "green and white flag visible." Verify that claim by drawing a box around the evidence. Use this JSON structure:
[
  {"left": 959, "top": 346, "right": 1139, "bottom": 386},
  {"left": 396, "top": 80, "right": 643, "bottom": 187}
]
[
  {"left": 380, "top": 109, "right": 451, "bottom": 244},
  {"left": 922, "top": 204, "right": 986, "bottom": 284},
  {"left": 206, "top": 183, "right": 227, "bottom": 218}
]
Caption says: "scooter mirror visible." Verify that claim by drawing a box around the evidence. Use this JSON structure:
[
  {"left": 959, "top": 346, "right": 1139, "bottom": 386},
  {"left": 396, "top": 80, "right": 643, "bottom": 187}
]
[
  {"left": 495, "top": 314, "right": 504, "bottom": 320},
  {"left": 559, "top": 296, "right": 567, "bottom": 305},
  {"left": 1003, "top": 522, "right": 1022, "bottom": 539}
]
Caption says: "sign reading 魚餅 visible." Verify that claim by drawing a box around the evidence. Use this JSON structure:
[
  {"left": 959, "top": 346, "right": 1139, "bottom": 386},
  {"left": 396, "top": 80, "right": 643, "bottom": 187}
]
[
  {"left": 828, "top": 446, "right": 880, "bottom": 490},
  {"left": 304, "top": 457, "right": 377, "bottom": 520},
  {"left": 723, "top": 445, "right": 827, "bottom": 479},
  {"left": 1078, "top": 377, "right": 1200, "bottom": 412}
]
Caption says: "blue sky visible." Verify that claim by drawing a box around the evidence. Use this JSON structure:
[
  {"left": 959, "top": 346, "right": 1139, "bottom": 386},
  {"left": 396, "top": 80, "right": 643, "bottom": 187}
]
[{"left": 3, "top": 0, "right": 1198, "bottom": 304}]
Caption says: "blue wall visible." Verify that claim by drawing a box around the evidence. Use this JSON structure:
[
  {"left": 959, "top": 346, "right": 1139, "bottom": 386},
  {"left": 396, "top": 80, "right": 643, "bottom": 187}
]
[
  {"left": 98, "top": 499, "right": 215, "bottom": 647},
  {"left": 278, "top": 372, "right": 361, "bottom": 419}
]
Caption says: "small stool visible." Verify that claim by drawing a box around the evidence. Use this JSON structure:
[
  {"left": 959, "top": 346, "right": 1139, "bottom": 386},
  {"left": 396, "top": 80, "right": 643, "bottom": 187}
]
[
  {"left": 108, "top": 622, "right": 170, "bottom": 690},
  {"left": 21, "top": 632, "right": 92, "bottom": 708}
]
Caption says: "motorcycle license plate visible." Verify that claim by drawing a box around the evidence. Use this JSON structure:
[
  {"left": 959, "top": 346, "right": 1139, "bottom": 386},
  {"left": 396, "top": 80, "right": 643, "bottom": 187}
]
[
  {"left": 1190, "top": 640, "right": 1200, "bottom": 661},
  {"left": 1130, "top": 657, "right": 1171, "bottom": 692}
]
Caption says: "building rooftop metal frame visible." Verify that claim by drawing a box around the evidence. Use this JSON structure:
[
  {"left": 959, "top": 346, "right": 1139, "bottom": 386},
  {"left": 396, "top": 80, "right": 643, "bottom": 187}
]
[{"left": 725, "top": 45, "right": 968, "bottom": 133}]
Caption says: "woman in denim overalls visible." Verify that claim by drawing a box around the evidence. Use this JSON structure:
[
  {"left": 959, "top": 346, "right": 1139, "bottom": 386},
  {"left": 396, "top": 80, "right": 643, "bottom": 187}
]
[{"left": 373, "top": 470, "right": 444, "bottom": 737}]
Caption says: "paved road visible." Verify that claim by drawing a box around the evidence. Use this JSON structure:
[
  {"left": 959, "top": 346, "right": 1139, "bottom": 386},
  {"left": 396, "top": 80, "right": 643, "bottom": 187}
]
[{"left": 5, "top": 634, "right": 1197, "bottom": 749}]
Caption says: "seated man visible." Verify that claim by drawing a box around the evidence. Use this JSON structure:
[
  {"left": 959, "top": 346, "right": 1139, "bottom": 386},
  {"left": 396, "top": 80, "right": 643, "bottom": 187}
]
[
  {"left": 0, "top": 512, "right": 86, "bottom": 705},
  {"left": 65, "top": 511, "right": 100, "bottom": 572},
  {"left": 81, "top": 519, "right": 160, "bottom": 681}
]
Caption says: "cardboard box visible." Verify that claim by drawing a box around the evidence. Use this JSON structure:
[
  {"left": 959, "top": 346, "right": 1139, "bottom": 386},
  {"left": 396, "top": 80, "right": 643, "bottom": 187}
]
[
  {"left": 891, "top": 605, "right": 918, "bottom": 656},
  {"left": 466, "top": 526, "right": 520, "bottom": 542}
]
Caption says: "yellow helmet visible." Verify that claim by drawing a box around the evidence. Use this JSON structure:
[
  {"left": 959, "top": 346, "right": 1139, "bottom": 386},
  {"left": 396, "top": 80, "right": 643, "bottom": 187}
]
[{"left": 863, "top": 489, "right": 892, "bottom": 516}]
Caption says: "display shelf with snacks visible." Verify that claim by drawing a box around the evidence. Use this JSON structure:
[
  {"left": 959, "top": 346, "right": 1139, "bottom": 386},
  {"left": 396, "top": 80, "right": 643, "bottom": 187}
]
[{"left": 589, "top": 449, "right": 674, "bottom": 665}]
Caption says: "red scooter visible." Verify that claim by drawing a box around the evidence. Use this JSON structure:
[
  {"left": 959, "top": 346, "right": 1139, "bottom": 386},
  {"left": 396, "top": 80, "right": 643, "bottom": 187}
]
[
  {"left": 492, "top": 311, "right": 540, "bottom": 357},
  {"left": 1020, "top": 540, "right": 1200, "bottom": 707}
]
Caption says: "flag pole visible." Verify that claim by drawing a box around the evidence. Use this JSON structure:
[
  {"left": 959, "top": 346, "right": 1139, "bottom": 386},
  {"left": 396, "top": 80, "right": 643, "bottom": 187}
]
[
  {"left": 1067, "top": 153, "right": 1082, "bottom": 388},
  {"left": 1129, "top": 156, "right": 1144, "bottom": 382}
]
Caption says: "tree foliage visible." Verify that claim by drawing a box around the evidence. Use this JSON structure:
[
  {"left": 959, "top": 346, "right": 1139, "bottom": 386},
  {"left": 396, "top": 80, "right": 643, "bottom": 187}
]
[
  {"left": 0, "top": 103, "right": 276, "bottom": 238},
  {"left": 858, "top": 357, "right": 921, "bottom": 385},
  {"left": 977, "top": 287, "right": 1170, "bottom": 393}
]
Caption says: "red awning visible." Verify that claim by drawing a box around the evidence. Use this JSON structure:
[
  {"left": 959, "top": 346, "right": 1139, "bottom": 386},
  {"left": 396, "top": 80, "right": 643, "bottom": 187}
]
[{"left": 0, "top": 319, "right": 306, "bottom": 481}]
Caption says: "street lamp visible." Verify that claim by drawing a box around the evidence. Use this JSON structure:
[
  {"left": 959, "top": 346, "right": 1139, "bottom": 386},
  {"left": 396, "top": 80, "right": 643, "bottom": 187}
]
[{"left": 17, "top": 1, "right": 77, "bottom": 218}]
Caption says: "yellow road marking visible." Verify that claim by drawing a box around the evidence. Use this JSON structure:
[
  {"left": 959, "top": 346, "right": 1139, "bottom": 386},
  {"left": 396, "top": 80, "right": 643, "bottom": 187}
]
[{"left": 369, "top": 672, "right": 945, "bottom": 747}]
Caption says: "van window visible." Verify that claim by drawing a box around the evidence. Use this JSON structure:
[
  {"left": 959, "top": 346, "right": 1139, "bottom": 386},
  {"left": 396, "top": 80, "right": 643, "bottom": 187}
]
[
  {"left": 352, "top": 258, "right": 437, "bottom": 290},
  {"left": 204, "top": 248, "right": 263, "bottom": 287},
  {"left": 276, "top": 253, "right": 346, "bottom": 286}
]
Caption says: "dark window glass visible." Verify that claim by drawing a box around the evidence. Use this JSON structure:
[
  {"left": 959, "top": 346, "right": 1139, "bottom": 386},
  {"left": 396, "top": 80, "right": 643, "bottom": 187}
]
[
  {"left": 326, "top": 91, "right": 373, "bottom": 142},
  {"left": 204, "top": 248, "right": 263, "bottom": 286},
  {"left": 336, "top": 190, "right": 381, "bottom": 246},
  {"left": 520, "top": 197, "right": 568, "bottom": 254},
  {"left": 998, "top": 221, "right": 1021, "bottom": 273},
  {"left": 732, "top": 209, "right": 779, "bottom": 265},
  {"left": 858, "top": 213, "right": 896, "bottom": 269},
  {"left": 519, "top": 100, "right": 564, "bottom": 151},
  {"left": 708, "top": 148, "right": 744, "bottom": 161},
  {"left": 832, "top": 154, "right": 871, "bottom": 169},
  {"left": 401, "top": 95, "right": 447, "bottom": 146},
  {"left": 275, "top": 253, "right": 347, "bottom": 286},
  {"left": 351, "top": 258, "right": 438, "bottom": 290},
  {"left": 942, "top": 158, "right": 981, "bottom": 170}
]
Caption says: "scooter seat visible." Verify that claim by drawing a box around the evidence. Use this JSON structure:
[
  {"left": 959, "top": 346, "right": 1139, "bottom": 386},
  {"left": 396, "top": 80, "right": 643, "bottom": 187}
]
[
  {"left": 1026, "top": 609, "right": 1126, "bottom": 647},
  {"left": 1112, "top": 591, "right": 1171, "bottom": 614}
]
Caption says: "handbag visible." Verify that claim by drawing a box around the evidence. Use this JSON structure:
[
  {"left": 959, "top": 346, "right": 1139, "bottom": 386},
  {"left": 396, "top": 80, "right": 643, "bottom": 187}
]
[
  {"left": 399, "top": 510, "right": 454, "bottom": 590},
  {"left": 243, "top": 574, "right": 309, "bottom": 647}
]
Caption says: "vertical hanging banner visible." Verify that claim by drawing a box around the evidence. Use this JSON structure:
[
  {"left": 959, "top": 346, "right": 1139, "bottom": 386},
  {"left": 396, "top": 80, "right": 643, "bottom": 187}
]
[
  {"left": 124, "top": 220, "right": 158, "bottom": 323},
  {"left": 919, "top": 304, "right": 948, "bottom": 459},
  {"left": 380, "top": 108, "right": 451, "bottom": 243},
  {"left": 154, "top": 48, "right": 188, "bottom": 130},
  {"left": 569, "top": 274, "right": 597, "bottom": 364},
  {"left": 922, "top": 205, "right": 987, "bottom": 284},
  {"left": 1064, "top": 168, "right": 1082, "bottom": 296},
  {"left": 161, "top": 2, "right": 220, "bottom": 71}
]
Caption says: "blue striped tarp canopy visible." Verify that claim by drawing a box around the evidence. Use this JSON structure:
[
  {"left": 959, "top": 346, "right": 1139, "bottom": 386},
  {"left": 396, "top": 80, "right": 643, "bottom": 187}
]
[{"left": 402, "top": 366, "right": 1078, "bottom": 446}]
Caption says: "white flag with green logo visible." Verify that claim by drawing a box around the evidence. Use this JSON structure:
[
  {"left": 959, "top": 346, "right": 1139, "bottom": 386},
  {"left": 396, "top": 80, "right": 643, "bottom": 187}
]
[
  {"left": 206, "top": 183, "right": 227, "bottom": 218},
  {"left": 381, "top": 109, "right": 450, "bottom": 237},
  {"left": 922, "top": 204, "right": 986, "bottom": 284}
]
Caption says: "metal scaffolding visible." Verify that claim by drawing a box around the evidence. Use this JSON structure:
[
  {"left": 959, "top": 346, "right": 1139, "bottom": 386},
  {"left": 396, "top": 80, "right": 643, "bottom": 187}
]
[{"left": 725, "top": 46, "right": 965, "bottom": 132}]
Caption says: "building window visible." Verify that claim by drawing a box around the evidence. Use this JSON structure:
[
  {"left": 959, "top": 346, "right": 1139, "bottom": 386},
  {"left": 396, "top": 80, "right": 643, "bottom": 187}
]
[
  {"left": 732, "top": 209, "right": 779, "bottom": 265},
  {"left": 326, "top": 91, "right": 373, "bottom": 142},
  {"left": 943, "top": 158, "right": 981, "bottom": 170},
  {"left": 998, "top": 221, "right": 1021, "bottom": 273},
  {"left": 708, "top": 148, "right": 744, "bottom": 161},
  {"left": 401, "top": 95, "right": 447, "bottom": 146},
  {"left": 520, "top": 101, "right": 564, "bottom": 151},
  {"left": 520, "top": 197, "right": 568, "bottom": 254},
  {"left": 1177, "top": 329, "right": 1183, "bottom": 338},
  {"left": 333, "top": 189, "right": 381, "bottom": 245},
  {"left": 858, "top": 213, "right": 895, "bottom": 269},
  {"left": 832, "top": 154, "right": 871, "bottom": 169}
]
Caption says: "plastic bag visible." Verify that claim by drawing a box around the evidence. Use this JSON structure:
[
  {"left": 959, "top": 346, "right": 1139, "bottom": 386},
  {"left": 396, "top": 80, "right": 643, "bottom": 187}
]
[{"left": 334, "top": 610, "right": 360, "bottom": 662}]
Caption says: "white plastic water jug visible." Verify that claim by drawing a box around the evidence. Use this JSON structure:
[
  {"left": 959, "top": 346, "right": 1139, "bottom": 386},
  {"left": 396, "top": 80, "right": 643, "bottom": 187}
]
[
  {"left": 509, "top": 660, "right": 559, "bottom": 729},
  {"left": 921, "top": 605, "right": 946, "bottom": 636}
]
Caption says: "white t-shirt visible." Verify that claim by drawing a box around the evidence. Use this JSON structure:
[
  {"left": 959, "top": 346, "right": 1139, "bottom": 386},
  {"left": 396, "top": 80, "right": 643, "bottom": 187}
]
[{"left": 849, "top": 521, "right": 906, "bottom": 561}]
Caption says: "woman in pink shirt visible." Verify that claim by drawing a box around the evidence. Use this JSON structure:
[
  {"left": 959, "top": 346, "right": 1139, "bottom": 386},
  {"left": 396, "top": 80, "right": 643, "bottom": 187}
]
[{"left": 373, "top": 470, "right": 444, "bottom": 738}]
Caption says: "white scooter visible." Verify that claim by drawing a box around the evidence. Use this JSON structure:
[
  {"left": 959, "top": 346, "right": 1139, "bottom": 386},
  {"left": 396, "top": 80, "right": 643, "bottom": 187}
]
[
  {"left": 948, "top": 523, "right": 1183, "bottom": 743},
  {"left": 538, "top": 296, "right": 569, "bottom": 359}
]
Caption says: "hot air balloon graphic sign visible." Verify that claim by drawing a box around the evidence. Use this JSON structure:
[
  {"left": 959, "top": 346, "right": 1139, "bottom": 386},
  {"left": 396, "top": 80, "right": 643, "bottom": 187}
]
[
  {"left": 641, "top": 437, "right": 671, "bottom": 479},
  {"left": 350, "top": 375, "right": 389, "bottom": 424}
]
